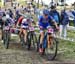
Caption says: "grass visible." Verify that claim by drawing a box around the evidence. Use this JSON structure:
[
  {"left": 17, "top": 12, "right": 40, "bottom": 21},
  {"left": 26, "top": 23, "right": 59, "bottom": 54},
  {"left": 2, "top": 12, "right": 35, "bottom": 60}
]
[
  {"left": 58, "top": 39, "right": 75, "bottom": 60},
  {"left": 67, "top": 30, "right": 75, "bottom": 38}
]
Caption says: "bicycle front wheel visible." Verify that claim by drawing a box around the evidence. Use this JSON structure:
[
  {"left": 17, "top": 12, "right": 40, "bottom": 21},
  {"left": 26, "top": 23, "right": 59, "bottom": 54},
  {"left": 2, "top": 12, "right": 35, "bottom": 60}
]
[
  {"left": 44, "top": 38, "right": 58, "bottom": 60},
  {"left": 27, "top": 32, "right": 37, "bottom": 50},
  {"left": 4, "top": 30, "right": 10, "bottom": 49}
]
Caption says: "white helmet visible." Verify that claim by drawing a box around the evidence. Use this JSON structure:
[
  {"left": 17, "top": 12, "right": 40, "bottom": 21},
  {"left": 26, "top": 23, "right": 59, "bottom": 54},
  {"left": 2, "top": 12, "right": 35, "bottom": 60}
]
[{"left": 22, "top": 18, "right": 27, "bottom": 24}]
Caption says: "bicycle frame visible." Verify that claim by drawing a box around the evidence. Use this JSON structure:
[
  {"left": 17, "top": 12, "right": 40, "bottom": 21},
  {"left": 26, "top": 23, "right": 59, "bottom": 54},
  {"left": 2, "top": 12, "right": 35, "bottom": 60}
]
[{"left": 42, "top": 27, "right": 54, "bottom": 49}]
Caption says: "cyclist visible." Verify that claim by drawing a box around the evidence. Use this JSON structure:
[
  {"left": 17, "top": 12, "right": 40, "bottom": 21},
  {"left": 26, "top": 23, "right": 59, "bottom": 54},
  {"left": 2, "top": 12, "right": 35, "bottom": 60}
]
[
  {"left": 0, "top": 7, "right": 5, "bottom": 39},
  {"left": 4, "top": 13, "right": 15, "bottom": 26},
  {"left": 0, "top": 7, "right": 4, "bottom": 29},
  {"left": 19, "top": 15, "right": 35, "bottom": 44},
  {"left": 71, "top": 10, "right": 75, "bottom": 26},
  {"left": 38, "top": 9, "right": 59, "bottom": 53},
  {"left": 60, "top": 9, "right": 69, "bottom": 38}
]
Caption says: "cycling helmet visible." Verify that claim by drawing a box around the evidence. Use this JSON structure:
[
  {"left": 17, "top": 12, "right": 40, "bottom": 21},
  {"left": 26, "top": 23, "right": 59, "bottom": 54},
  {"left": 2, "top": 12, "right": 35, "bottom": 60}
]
[
  {"left": 43, "top": 9, "right": 49, "bottom": 15},
  {"left": 22, "top": 18, "right": 27, "bottom": 22}
]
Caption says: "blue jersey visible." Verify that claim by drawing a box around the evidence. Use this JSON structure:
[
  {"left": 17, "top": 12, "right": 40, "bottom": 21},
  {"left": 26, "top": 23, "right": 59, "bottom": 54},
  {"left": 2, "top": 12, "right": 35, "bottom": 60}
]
[{"left": 38, "top": 15, "right": 54, "bottom": 29}]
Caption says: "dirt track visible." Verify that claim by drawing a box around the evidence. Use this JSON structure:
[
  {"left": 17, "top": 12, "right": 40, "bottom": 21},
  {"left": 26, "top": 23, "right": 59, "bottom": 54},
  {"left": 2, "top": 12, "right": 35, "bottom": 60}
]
[
  {"left": 0, "top": 30, "right": 75, "bottom": 64},
  {"left": 0, "top": 39, "right": 74, "bottom": 64}
]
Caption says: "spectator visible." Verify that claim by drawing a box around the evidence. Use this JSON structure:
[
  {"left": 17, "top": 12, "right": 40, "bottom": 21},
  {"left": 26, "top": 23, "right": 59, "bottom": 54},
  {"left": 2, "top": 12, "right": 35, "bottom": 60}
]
[
  {"left": 0, "top": 7, "right": 4, "bottom": 29},
  {"left": 49, "top": 2, "right": 60, "bottom": 36},
  {"left": 71, "top": 10, "right": 75, "bottom": 26},
  {"left": 49, "top": 10, "right": 60, "bottom": 25},
  {"left": 60, "top": 9, "right": 69, "bottom": 38}
]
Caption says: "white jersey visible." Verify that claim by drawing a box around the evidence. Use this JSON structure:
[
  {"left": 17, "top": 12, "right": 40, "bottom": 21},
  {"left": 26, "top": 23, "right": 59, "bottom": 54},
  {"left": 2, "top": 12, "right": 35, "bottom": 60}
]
[{"left": 21, "top": 18, "right": 34, "bottom": 26}]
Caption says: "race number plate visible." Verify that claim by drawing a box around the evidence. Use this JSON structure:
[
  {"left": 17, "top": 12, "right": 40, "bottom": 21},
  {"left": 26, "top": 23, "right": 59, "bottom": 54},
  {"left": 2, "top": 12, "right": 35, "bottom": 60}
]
[
  {"left": 29, "top": 26, "right": 35, "bottom": 31},
  {"left": 48, "top": 28, "right": 53, "bottom": 34},
  {"left": 4, "top": 26, "right": 10, "bottom": 30}
]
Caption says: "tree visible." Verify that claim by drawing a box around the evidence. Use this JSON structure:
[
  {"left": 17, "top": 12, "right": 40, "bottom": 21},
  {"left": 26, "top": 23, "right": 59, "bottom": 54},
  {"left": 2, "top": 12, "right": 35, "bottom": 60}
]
[
  {"left": 74, "top": 2, "right": 75, "bottom": 10},
  {"left": 37, "top": 0, "right": 39, "bottom": 8},
  {"left": 11, "top": 0, "right": 13, "bottom": 6},
  {"left": 61, "top": 0, "right": 64, "bottom": 2}
]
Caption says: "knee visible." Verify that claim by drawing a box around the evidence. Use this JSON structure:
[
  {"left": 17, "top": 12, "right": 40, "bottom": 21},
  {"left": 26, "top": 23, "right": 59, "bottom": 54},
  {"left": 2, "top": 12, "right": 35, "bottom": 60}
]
[{"left": 40, "top": 32, "right": 44, "bottom": 38}]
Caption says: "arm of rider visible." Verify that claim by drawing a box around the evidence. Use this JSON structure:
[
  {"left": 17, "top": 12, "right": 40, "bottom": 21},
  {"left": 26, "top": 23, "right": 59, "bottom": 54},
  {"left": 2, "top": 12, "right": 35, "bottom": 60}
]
[
  {"left": 50, "top": 16, "right": 59, "bottom": 29},
  {"left": 54, "top": 21, "right": 59, "bottom": 29},
  {"left": 51, "top": 19, "right": 59, "bottom": 30},
  {"left": 32, "top": 21, "right": 36, "bottom": 25},
  {"left": 16, "top": 20, "right": 19, "bottom": 28}
]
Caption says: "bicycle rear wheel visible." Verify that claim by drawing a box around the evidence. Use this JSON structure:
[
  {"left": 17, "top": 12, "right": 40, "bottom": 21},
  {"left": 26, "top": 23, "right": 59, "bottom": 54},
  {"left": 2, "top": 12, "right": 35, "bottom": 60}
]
[{"left": 44, "top": 38, "right": 58, "bottom": 60}]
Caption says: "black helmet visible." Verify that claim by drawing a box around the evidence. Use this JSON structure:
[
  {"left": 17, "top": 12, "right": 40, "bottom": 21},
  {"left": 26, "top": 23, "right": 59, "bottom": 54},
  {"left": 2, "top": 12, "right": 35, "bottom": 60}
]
[{"left": 50, "top": 2, "right": 56, "bottom": 9}]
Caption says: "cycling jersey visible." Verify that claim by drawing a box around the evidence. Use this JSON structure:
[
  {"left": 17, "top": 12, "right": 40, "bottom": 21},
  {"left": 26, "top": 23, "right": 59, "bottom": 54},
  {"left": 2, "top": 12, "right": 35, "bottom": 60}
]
[
  {"left": 2, "top": 15, "right": 14, "bottom": 26},
  {"left": 38, "top": 15, "right": 54, "bottom": 29},
  {"left": 21, "top": 18, "right": 34, "bottom": 29}
]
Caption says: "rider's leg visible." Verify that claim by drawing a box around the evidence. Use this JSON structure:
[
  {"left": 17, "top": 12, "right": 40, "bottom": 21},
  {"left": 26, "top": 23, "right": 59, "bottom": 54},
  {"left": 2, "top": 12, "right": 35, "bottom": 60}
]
[
  {"left": 39, "top": 30, "right": 44, "bottom": 53},
  {"left": 23, "top": 29, "right": 27, "bottom": 42},
  {"left": 40, "top": 30, "right": 44, "bottom": 48},
  {"left": 47, "top": 34, "right": 53, "bottom": 48},
  {"left": 19, "top": 28, "right": 23, "bottom": 42},
  {"left": 19, "top": 28, "right": 22, "bottom": 36}
]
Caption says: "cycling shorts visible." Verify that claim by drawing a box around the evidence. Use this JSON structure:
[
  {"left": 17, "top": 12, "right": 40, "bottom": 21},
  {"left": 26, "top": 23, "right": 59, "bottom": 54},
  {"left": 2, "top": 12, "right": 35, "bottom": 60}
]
[
  {"left": 39, "top": 22, "right": 50, "bottom": 33},
  {"left": 21, "top": 24, "right": 28, "bottom": 29}
]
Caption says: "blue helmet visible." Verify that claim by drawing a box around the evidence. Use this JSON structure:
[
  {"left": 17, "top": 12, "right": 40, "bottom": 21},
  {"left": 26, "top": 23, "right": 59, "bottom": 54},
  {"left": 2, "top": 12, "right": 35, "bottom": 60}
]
[{"left": 43, "top": 9, "right": 49, "bottom": 15}]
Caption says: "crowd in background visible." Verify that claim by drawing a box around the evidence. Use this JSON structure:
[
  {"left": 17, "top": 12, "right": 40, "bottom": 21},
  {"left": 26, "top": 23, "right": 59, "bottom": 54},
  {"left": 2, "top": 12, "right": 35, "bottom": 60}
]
[{"left": 0, "top": 2, "right": 75, "bottom": 38}]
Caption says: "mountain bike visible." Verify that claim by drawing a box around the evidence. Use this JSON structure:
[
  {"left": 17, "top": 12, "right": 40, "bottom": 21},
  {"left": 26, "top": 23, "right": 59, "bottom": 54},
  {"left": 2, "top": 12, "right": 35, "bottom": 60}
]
[
  {"left": 27, "top": 26, "right": 37, "bottom": 50},
  {"left": 20, "top": 30, "right": 26, "bottom": 47},
  {"left": 37, "top": 26, "right": 59, "bottom": 60},
  {"left": 3, "top": 26, "right": 10, "bottom": 49}
]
